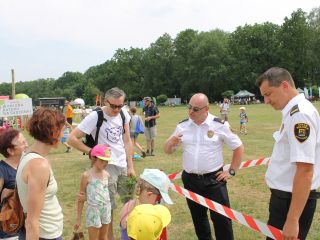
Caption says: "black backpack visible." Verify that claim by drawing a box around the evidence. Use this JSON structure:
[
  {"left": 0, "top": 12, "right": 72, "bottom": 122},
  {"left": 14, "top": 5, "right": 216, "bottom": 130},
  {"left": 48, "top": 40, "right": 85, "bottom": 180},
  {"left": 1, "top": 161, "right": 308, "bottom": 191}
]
[{"left": 83, "top": 107, "right": 126, "bottom": 148}]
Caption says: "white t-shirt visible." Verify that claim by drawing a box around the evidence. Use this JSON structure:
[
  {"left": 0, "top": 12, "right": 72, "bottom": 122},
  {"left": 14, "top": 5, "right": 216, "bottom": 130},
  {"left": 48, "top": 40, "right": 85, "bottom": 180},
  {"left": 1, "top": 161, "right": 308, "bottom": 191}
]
[
  {"left": 220, "top": 103, "right": 229, "bottom": 114},
  {"left": 172, "top": 113, "right": 242, "bottom": 174},
  {"left": 266, "top": 94, "right": 320, "bottom": 192},
  {"left": 78, "top": 107, "right": 131, "bottom": 168}
]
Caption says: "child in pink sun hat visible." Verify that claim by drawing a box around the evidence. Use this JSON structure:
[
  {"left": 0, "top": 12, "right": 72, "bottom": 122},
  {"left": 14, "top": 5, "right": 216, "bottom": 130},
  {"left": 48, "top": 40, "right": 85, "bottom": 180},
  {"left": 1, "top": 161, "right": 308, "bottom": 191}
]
[{"left": 74, "top": 145, "right": 112, "bottom": 240}]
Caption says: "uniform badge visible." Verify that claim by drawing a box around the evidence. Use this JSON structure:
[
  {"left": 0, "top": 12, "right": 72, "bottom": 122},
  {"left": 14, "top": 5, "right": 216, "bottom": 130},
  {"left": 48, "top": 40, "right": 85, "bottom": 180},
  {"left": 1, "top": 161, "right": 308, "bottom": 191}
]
[
  {"left": 207, "top": 130, "right": 214, "bottom": 138},
  {"left": 294, "top": 123, "right": 310, "bottom": 143}
]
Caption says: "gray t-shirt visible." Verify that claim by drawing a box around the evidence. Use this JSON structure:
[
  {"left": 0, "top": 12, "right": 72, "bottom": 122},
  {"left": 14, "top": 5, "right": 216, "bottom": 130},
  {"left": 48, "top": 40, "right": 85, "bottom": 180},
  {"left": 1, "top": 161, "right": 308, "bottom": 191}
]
[{"left": 129, "top": 115, "right": 142, "bottom": 134}]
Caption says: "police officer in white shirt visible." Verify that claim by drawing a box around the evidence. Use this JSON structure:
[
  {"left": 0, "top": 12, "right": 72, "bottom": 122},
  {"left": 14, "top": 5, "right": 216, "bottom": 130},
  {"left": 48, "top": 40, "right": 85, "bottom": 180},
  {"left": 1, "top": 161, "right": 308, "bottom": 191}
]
[
  {"left": 164, "top": 93, "right": 244, "bottom": 240},
  {"left": 256, "top": 67, "right": 320, "bottom": 240}
]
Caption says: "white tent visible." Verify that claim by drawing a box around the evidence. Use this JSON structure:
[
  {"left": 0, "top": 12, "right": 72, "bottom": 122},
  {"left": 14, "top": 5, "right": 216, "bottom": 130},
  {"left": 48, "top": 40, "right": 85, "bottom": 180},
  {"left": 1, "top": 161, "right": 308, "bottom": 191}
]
[{"left": 72, "top": 98, "right": 85, "bottom": 107}]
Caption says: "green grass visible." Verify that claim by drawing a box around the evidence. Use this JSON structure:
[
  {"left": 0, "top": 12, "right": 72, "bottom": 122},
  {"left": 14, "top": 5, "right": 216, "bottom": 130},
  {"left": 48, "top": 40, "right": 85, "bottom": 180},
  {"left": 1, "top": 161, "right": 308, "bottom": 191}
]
[{"left": 10, "top": 103, "right": 320, "bottom": 239}]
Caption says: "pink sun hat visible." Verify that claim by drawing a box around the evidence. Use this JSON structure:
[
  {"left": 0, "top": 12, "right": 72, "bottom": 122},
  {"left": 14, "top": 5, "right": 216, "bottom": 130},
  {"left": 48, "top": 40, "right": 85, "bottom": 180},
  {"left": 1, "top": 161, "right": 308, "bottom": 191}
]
[{"left": 90, "top": 145, "right": 111, "bottom": 161}]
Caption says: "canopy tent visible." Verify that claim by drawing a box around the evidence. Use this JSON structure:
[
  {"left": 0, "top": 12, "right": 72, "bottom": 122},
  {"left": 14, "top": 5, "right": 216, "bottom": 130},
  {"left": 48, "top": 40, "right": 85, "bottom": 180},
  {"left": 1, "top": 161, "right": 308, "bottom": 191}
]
[
  {"left": 231, "top": 90, "right": 255, "bottom": 104},
  {"left": 71, "top": 98, "right": 85, "bottom": 107},
  {"left": 232, "top": 90, "right": 255, "bottom": 98}
]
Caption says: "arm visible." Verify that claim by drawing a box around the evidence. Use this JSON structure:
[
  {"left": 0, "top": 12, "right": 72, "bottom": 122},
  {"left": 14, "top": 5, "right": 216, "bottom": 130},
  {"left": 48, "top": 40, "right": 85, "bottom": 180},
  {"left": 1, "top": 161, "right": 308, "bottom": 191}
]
[
  {"left": 282, "top": 162, "right": 313, "bottom": 239},
  {"left": 123, "top": 123, "right": 135, "bottom": 176},
  {"left": 216, "top": 144, "right": 244, "bottom": 182},
  {"left": 164, "top": 134, "right": 183, "bottom": 154},
  {"left": 67, "top": 127, "right": 91, "bottom": 154},
  {"left": 145, "top": 113, "right": 160, "bottom": 121},
  {"left": 74, "top": 172, "right": 88, "bottom": 231},
  {"left": 25, "top": 158, "right": 50, "bottom": 240}
]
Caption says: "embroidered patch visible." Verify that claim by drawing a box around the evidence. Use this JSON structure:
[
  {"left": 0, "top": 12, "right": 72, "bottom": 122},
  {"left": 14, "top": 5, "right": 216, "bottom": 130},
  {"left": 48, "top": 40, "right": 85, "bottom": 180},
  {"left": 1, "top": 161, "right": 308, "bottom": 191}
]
[
  {"left": 294, "top": 123, "right": 310, "bottom": 143},
  {"left": 207, "top": 130, "right": 214, "bottom": 138}
]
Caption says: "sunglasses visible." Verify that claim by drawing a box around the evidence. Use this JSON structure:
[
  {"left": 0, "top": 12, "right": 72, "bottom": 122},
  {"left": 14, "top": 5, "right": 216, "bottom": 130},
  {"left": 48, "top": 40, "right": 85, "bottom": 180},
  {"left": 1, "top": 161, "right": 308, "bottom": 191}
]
[
  {"left": 106, "top": 100, "right": 124, "bottom": 110},
  {"left": 187, "top": 104, "right": 207, "bottom": 112}
]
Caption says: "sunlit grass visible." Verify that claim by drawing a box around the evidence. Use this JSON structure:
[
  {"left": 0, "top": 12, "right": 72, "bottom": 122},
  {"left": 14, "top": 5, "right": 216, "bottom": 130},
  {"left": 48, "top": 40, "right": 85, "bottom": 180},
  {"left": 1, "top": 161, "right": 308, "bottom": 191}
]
[{"left": 13, "top": 103, "right": 320, "bottom": 239}]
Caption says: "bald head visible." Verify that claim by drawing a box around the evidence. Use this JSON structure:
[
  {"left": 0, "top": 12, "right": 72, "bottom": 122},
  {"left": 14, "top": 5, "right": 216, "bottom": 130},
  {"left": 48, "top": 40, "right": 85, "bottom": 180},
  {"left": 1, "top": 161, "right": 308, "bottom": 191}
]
[
  {"left": 190, "top": 93, "right": 209, "bottom": 106},
  {"left": 188, "top": 93, "right": 209, "bottom": 125}
]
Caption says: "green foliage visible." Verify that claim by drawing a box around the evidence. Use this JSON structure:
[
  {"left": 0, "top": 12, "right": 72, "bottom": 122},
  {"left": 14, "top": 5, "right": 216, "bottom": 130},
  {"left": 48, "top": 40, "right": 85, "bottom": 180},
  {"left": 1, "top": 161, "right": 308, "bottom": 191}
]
[
  {"left": 1, "top": 7, "right": 320, "bottom": 102},
  {"left": 222, "top": 90, "right": 234, "bottom": 99},
  {"left": 156, "top": 94, "right": 168, "bottom": 104}
]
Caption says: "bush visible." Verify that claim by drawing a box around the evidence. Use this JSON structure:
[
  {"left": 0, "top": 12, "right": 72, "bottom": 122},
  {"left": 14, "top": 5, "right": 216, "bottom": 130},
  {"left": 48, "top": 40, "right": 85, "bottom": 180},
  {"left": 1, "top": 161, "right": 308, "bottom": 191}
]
[{"left": 156, "top": 94, "right": 168, "bottom": 105}]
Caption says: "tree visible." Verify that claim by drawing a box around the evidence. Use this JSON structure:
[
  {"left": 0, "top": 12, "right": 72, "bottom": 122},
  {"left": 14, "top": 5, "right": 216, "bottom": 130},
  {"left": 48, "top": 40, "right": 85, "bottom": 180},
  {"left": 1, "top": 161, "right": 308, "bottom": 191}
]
[{"left": 278, "top": 9, "right": 312, "bottom": 86}]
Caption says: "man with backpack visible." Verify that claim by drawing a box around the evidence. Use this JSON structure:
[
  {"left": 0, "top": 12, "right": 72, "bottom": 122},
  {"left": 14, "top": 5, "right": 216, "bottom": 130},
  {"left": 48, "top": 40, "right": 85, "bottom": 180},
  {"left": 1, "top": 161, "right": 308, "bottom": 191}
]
[{"left": 67, "top": 87, "right": 135, "bottom": 240}]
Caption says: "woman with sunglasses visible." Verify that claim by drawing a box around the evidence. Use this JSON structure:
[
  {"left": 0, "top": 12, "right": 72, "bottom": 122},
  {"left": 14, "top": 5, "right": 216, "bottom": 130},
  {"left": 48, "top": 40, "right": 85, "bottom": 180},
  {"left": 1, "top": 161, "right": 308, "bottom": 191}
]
[
  {"left": 16, "top": 108, "right": 65, "bottom": 240},
  {"left": 119, "top": 169, "right": 173, "bottom": 240},
  {"left": 0, "top": 128, "right": 28, "bottom": 240}
]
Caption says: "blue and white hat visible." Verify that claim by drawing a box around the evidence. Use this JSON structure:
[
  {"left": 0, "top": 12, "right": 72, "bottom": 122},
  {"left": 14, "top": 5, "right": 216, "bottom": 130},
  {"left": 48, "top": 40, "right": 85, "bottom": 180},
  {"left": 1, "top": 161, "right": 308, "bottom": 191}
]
[{"left": 140, "top": 169, "right": 173, "bottom": 204}]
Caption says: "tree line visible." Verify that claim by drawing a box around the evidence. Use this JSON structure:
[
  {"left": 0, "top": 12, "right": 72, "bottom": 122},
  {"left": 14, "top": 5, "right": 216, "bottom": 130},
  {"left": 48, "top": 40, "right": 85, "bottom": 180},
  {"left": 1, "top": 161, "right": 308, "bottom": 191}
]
[{"left": 1, "top": 8, "right": 319, "bottom": 105}]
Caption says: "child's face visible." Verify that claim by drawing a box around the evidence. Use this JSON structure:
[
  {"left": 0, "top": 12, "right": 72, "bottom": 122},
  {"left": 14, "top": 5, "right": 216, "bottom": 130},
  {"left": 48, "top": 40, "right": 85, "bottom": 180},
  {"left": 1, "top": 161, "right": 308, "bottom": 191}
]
[
  {"left": 141, "top": 189, "right": 162, "bottom": 204},
  {"left": 94, "top": 158, "right": 108, "bottom": 169}
]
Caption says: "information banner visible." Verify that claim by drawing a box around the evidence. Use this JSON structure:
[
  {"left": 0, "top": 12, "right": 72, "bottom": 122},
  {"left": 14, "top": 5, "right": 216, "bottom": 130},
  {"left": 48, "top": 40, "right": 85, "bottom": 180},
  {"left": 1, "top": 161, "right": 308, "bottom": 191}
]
[{"left": 0, "top": 98, "right": 33, "bottom": 117}]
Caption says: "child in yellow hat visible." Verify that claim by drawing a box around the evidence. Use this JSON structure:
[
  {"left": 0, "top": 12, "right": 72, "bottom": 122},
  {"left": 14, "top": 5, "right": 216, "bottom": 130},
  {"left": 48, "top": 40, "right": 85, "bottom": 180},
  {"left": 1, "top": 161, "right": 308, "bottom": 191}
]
[{"left": 127, "top": 204, "right": 171, "bottom": 240}]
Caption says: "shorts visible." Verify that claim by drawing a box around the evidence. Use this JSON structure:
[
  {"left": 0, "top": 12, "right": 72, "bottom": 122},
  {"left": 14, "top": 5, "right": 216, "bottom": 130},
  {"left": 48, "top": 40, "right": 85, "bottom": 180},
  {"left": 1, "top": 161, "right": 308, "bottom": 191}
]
[
  {"left": 60, "top": 137, "right": 67, "bottom": 143},
  {"left": 107, "top": 164, "right": 130, "bottom": 209},
  {"left": 130, "top": 132, "right": 139, "bottom": 139},
  {"left": 240, "top": 121, "right": 246, "bottom": 125},
  {"left": 145, "top": 126, "right": 157, "bottom": 140},
  {"left": 221, "top": 114, "right": 228, "bottom": 121},
  {"left": 86, "top": 204, "right": 111, "bottom": 228}
]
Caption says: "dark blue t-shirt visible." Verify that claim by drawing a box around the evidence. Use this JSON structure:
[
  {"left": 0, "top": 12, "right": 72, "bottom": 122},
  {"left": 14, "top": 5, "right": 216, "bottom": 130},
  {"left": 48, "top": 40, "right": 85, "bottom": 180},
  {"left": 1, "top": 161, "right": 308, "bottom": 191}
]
[
  {"left": 143, "top": 104, "right": 159, "bottom": 128},
  {"left": 0, "top": 160, "right": 19, "bottom": 238}
]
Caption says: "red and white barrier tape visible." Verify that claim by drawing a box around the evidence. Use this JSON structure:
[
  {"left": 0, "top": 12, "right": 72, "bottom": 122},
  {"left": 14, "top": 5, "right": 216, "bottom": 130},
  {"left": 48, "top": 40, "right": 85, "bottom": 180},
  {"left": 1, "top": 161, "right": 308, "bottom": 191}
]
[
  {"left": 168, "top": 157, "right": 270, "bottom": 180},
  {"left": 170, "top": 182, "right": 282, "bottom": 240}
]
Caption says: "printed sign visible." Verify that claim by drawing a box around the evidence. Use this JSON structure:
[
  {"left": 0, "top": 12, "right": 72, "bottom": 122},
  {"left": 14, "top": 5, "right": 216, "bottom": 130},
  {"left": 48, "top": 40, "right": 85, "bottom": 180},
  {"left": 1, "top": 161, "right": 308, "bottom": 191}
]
[{"left": 0, "top": 99, "right": 33, "bottom": 117}]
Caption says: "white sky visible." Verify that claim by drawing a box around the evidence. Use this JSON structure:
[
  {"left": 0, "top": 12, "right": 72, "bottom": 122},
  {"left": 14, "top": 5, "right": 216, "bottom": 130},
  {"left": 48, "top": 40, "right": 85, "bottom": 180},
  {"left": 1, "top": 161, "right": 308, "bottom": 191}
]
[{"left": 0, "top": 0, "right": 319, "bottom": 83}]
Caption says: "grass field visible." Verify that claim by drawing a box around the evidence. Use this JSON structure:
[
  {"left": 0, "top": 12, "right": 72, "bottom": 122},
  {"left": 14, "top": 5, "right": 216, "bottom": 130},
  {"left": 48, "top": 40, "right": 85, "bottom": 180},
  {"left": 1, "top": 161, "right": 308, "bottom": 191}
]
[{"left": 18, "top": 103, "right": 320, "bottom": 239}]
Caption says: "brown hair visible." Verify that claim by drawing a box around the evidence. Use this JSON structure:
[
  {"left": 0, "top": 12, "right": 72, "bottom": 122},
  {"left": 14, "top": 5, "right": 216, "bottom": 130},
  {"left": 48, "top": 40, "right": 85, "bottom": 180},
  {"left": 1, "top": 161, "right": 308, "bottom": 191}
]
[
  {"left": 27, "top": 107, "right": 65, "bottom": 145},
  {"left": 130, "top": 107, "right": 137, "bottom": 115},
  {"left": 134, "top": 179, "right": 160, "bottom": 197},
  {"left": 0, "top": 128, "right": 20, "bottom": 158},
  {"left": 256, "top": 67, "right": 295, "bottom": 88}
]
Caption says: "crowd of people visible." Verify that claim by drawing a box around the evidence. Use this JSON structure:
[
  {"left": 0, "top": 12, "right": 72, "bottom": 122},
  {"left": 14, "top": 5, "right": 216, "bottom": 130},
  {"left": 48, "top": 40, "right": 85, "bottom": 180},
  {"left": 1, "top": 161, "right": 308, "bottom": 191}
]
[{"left": 0, "top": 67, "right": 319, "bottom": 240}]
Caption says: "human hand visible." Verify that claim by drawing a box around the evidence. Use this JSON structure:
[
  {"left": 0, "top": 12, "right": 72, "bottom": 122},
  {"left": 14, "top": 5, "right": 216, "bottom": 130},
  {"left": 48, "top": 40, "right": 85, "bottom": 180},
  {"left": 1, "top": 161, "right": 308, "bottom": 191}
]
[
  {"left": 282, "top": 219, "right": 299, "bottom": 240},
  {"left": 74, "top": 220, "right": 81, "bottom": 231},
  {"left": 215, "top": 170, "right": 232, "bottom": 182},
  {"left": 171, "top": 134, "right": 183, "bottom": 146},
  {"left": 145, "top": 117, "right": 151, "bottom": 121},
  {"left": 127, "top": 166, "right": 136, "bottom": 177}
]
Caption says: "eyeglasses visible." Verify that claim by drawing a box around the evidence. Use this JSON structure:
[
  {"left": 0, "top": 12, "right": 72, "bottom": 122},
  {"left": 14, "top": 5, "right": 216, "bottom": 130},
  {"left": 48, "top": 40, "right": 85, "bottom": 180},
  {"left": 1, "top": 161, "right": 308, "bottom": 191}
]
[
  {"left": 106, "top": 100, "right": 124, "bottom": 110},
  {"left": 187, "top": 104, "right": 207, "bottom": 112}
]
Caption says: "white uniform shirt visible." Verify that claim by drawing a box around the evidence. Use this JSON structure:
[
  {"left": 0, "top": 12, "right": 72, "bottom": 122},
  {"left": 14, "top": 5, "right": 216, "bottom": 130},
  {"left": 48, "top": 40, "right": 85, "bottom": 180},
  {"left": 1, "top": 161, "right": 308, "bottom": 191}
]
[
  {"left": 266, "top": 94, "right": 320, "bottom": 192},
  {"left": 78, "top": 107, "right": 131, "bottom": 168},
  {"left": 172, "top": 113, "right": 242, "bottom": 174}
]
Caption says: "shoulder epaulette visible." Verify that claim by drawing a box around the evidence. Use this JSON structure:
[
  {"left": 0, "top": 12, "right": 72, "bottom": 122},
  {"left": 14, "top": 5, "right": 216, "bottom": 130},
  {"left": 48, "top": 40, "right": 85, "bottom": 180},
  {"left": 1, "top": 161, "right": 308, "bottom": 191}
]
[
  {"left": 179, "top": 118, "right": 189, "bottom": 124},
  {"left": 213, "top": 118, "right": 225, "bottom": 124},
  {"left": 290, "top": 104, "right": 300, "bottom": 116}
]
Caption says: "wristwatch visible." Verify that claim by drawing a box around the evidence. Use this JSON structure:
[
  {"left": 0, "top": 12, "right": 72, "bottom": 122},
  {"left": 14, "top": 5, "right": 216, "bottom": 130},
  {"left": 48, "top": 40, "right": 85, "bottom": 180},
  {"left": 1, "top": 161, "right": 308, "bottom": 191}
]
[{"left": 229, "top": 169, "right": 236, "bottom": 176}]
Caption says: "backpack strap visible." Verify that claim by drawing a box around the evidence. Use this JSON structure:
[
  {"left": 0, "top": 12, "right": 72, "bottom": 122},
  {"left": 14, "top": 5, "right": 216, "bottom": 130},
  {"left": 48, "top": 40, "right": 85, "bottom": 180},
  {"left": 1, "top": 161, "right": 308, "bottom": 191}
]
[
  {"left": 94, "top": 108, "right": 106, "bottom": 145},
  {"left": 120, "top": 109, "right": 126, "bottom": 134}
]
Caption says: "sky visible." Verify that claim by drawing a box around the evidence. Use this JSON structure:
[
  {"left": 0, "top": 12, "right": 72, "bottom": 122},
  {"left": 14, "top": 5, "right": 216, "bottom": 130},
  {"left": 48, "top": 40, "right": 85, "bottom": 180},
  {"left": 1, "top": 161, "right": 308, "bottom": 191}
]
[{"left": 0, "top": 0, "right": 319, "bottom": 84}]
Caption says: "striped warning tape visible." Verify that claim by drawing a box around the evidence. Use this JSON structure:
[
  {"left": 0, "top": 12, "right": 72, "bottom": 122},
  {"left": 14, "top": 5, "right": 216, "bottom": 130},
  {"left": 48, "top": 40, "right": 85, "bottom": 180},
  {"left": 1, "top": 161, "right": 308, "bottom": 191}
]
[
  {"left": 170, "top": 182, "right": 282, "bottom": 239},
  {"left": 168, "top": 157, "right": 270, "bottom": 180}
]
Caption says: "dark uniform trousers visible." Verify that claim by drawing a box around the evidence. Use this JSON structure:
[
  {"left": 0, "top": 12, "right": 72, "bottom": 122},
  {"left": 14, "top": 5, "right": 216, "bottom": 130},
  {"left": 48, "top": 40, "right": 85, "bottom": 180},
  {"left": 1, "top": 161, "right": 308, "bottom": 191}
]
[
  {"left": 267, "top": 189, "right": 318, "bottom": 240},
  {"left": 182, "top": 169, "right": 234, "bottom": 240}
]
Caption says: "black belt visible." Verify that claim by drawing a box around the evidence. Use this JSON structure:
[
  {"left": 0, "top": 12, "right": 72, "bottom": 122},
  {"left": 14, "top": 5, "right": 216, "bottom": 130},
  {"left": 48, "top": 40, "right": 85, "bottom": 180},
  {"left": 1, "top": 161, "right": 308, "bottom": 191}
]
[
  {"left": 271, "top": 189, "right": 320, "bottom": 200},
  {"left": 184, "top": 168, "right": 223, "bottom": 179}
]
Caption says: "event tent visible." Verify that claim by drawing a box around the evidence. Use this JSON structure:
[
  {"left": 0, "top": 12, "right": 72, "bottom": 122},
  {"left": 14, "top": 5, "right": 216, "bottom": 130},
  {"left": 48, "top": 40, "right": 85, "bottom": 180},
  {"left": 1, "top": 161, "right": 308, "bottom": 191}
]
[{"left": 232, "top": 90, "right": 255, "bottom": 98}]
